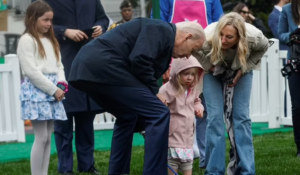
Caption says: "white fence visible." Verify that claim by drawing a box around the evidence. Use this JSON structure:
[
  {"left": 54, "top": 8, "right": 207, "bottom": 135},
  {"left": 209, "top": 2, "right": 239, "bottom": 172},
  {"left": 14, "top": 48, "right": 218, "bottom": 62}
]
[
  {"left": 0, "top": 39, "right": 293, "bottom": 143},
  {"left": 249, "top": 39, "right": 292, "bottom": 128},
  {"left": 0, "top": 54, "right": 25, "bottom": 142}
]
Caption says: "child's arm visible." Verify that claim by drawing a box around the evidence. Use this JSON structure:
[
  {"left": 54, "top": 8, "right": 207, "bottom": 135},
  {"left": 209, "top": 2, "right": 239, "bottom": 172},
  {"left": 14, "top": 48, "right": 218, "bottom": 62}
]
[
  {"left": 158, "top": 84, "right": 175, "bottom": 105},
  {"left": 57, "top": 53, "right": 67, "bottom": 83},
  {"left": 17, "top": 35, "right": 58, "bottom": 96},
  {"left": 194, "top": 92, "right": 204, "bottom": 118}
]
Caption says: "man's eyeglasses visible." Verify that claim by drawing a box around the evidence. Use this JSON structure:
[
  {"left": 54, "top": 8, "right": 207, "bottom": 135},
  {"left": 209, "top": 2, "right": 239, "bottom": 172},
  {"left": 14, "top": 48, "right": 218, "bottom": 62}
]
[{"left": 240, "top": 10, "right": 250, "bottom": 15}]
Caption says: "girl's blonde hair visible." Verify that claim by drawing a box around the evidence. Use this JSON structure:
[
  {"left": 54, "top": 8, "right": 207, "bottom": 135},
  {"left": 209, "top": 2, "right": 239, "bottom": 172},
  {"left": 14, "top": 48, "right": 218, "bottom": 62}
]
[
  {"left": 207, "top": 12, "right": 248, "bottom": 72},
  {"left": 24, "top": 0, "right": 60, "bottom": 62},
  {"left": 175, "top": 67, "right": 199, "bottom": 96}
]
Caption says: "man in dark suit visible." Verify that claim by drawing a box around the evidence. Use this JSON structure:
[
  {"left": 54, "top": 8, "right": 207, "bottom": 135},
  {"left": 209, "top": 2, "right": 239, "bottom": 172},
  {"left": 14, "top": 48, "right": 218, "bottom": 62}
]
[
  {"left": 68, "top": 18, "right": 205, "bottom": 175},
  {"left": 39, "top": 0, "right": 109, "bottom": 174},
  {"left": 268, "top": 0, "right": 290, "bottom": 50}
]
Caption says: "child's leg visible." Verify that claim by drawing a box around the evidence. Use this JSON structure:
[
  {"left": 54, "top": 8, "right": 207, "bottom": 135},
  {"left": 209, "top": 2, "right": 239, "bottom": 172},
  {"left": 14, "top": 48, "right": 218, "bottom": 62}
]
[
  {"left": 168, "top": 159, "right": 179, "bottom": 175},
  {"left": 183, "top": 169, "right": 192, "bottom": 175},
  {"left": 31, "top": 120, "right": 48, "bottom": 175},
  {"left": 41, "top": 120, "right": 54, "bottom": 174},
  {"left": 181, "top": 161, "right": 193, "bottom": 175},
  {"left": 168, "top": 168, "right": 178, "bottom": 175}
]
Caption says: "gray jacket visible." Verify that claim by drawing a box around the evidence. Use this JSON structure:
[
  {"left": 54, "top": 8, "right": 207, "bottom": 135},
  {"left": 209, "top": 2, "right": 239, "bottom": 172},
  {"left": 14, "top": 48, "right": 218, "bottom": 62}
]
[{"left": 194, "top": 22, "right": 269, "bottom": 73}]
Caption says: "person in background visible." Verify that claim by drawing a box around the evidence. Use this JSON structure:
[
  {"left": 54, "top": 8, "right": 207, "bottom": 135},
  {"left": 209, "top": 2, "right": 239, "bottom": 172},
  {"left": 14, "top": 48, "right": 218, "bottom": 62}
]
[
  {"left": 158, "top": 0, "right": 224, "bottom": 170},
  {"left": 159, "top": 56, "right": 204, "bottom": 175},
  {"left": 108, "top": 0, "right": 133, "bottom": 30},
  {"left": 68, "top": 18, "right": 206, "bottom": 175},
  {"left": 194, "top": 12, "right": 269, "bottom": 175},
  {"left": 17, "top": 1, "right": 68, "bottom": 174},
  {"left": 278, "top": 0, "right": 300, "bottom": 157},
  {"left": 42, "top": 0, "right": 109, "bottom": 174},
  {"left": 268, "top": 0, "right": 290, "bottom": 50},
  {"left": 268, "top": 0, "right": 290, "bottom": 119},
  {"left": 232, "top": 2, "right": 267, "bottom": 34}
]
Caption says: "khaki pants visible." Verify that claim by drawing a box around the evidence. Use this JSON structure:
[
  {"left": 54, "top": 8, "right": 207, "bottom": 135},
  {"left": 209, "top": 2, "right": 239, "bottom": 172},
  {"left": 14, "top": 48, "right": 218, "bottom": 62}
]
[{"left": 168, "top": 159, "right": 193, "bottom": 171}]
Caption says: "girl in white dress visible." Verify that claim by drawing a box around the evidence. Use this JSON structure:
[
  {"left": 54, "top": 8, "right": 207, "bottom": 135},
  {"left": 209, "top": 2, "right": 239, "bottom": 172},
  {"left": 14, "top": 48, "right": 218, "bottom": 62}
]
[{"left": 17, "top": 1, "right": 68, "bottom": 174}]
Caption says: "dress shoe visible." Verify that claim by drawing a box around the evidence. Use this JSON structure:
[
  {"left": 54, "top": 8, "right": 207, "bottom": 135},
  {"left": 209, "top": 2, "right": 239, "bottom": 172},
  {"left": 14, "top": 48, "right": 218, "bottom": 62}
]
[
  {"left": 87, "top": 166, "right": 101, "bottom": 174},
  {"left": 63, "top": 172, "right": 75, "bottom": 175},
  {"left": 297, "top": 151, "right": 300, "bottom": 157}
]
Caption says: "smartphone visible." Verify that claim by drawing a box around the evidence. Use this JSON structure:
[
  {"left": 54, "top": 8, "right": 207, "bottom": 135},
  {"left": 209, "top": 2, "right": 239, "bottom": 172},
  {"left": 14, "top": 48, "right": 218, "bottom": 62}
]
[{"left": 82, "top": 28, "right": 96, "bottom": 39}]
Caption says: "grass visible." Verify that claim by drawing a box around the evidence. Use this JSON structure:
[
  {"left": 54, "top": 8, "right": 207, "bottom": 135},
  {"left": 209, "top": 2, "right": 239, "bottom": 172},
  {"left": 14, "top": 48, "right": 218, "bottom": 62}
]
[{"left": 0, "top": 131, "right": 300, "bottom": 175}]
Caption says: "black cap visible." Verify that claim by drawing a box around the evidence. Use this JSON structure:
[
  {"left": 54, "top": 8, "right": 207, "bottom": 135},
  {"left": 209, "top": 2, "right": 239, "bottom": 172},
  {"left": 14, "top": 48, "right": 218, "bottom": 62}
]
[{"left": 120, "top": 0, "right": 132, "bottom": 9}]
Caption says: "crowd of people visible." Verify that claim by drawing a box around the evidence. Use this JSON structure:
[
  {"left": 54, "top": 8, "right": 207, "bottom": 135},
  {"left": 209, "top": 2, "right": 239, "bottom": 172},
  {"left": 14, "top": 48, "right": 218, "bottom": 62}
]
[{"left": 15, "top": 0, "right": 299, "bottom": 175}]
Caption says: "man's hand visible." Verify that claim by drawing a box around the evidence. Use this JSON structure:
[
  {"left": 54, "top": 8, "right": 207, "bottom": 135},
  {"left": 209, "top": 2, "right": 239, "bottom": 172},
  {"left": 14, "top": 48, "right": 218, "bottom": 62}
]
[
  {"left": 92, "top": 26, "right": 103, "bottom": 38},
  {"left": 195, "top": 109, "right": 203, "bottom": 118},
  {"left": 64, "top": 29, "right": 88, "bottom": 42},
  {"left": 156, "top": 93, "right": 168, "bottom": 106},
  {"left": 162, "top": 68, "right": 170, "bottom": 83},
  {"left": 228, "top": 69, "right": 243, "bottom": 87}
]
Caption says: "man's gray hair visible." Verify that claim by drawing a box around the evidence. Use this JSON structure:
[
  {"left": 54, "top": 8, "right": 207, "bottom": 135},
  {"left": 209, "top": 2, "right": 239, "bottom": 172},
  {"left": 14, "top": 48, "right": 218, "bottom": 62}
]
[{"left": 175, "top": 21, "right": 205, "bottom": 41}]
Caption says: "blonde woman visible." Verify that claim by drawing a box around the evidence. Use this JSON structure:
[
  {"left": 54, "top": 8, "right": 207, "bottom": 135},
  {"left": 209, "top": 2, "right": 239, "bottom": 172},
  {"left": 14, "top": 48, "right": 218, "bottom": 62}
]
[{"left": 194, "top": 12, "right": 269, "bottom": 175}]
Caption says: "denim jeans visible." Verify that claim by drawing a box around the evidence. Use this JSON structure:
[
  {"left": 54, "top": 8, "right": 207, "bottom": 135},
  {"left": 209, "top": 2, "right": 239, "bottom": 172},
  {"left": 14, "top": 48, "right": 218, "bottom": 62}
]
[
  {"left": 196, "top": 96, "right": 207, "bottom": 168},
  {"left": 203, "top": 71, "right": 255, "bottom": 175}
]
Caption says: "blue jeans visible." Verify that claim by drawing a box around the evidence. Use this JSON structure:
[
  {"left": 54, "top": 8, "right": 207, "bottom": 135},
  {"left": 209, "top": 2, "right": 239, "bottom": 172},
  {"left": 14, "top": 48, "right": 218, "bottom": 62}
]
[
  {"left": 203, "top": 71, "right": 255, "bottom": 175},
  {"left": 196, "top": 96, "right": 207, "bottom": 168}
]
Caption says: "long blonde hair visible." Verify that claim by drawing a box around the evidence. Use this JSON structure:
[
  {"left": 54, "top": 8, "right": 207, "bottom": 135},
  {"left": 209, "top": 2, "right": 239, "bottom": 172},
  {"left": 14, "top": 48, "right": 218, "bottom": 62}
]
[
  {"left": 175, "top": 67, "right": 199, "bottom": 96},
  {"left": 207, "top": 12, "right": 248, "bottom": 72}
]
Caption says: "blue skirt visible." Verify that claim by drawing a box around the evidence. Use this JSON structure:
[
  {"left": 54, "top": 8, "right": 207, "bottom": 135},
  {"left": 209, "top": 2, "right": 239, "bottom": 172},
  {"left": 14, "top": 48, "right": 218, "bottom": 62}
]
[{"left": 20, "top": 74, "right": 67, "bottom": 121}]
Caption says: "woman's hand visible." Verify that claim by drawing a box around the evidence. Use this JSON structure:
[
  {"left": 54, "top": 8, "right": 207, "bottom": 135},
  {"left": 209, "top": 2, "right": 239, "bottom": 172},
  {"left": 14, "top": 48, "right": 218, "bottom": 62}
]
[
  {"left": 54, "top": 88, "right": 65, "bottom": 101},
  {"left": 157, "top": 93, "right": 168, "bottom": 106},
  {"left": 195, "top": 109, "right": 203, "bottom": 118},
  {"left": 228, "top": 69, "right": 243, "bottom": 87},
  {"left": 248, "top": 14, "right": 256, "bottom": 21}
]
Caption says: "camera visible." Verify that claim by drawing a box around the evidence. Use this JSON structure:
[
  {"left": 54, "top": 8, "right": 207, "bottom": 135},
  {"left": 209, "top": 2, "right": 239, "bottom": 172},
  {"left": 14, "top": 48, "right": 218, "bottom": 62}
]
[
  {"left": 281, "top": 59, "right": 300, "bottom": 77},
  {"left": 281, "top": 31, "right": 300, "bottom": 77}
]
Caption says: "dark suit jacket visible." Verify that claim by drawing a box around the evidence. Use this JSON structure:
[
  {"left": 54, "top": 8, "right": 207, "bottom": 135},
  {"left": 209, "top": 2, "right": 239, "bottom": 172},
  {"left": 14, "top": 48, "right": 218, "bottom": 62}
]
[
  {"left": 69, "top": 18, "right": 176, "bottom": 95},
  {"left": 45, "top": 0, "right": 109, "bottom": 113},
  {"left": 279, "top": 3, "right": 299, "bottom": 58},
  {"left": 268, "top": 7, "right": 288, "bottom": 50}
]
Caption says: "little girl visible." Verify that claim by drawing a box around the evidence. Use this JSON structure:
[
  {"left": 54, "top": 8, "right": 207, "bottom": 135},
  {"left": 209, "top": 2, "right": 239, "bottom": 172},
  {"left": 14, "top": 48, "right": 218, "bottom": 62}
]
[
  {"left": 159, "top": 56, "right": 204, "bottom": 175},
  {"left": 17, "top": 1, "right": 68, "bottom": 175}
]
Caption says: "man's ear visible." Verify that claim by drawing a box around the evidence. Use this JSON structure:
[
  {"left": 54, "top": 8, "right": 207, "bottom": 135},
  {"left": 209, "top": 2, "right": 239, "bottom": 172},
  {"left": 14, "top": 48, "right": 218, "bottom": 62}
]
[{"left": 184, "top": 33, "right": 193, "bottom": 41}]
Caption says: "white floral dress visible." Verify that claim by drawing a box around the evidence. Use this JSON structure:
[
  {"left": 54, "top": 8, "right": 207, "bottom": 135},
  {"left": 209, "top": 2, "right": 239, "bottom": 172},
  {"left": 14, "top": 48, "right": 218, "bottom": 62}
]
[
  {"left": 20, "top": 74, "right": 67, "bottom": 121},
  {"left": 168, "top": 148, "right": 194, "bottom": 162}
]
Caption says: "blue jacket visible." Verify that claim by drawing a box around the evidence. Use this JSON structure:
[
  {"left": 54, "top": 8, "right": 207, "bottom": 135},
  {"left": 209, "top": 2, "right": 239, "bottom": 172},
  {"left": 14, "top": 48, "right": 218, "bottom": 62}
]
[
  {"left": 159, "top": 0, "right": 223, "bottom": 24},
  {"left": 45, "top": 0, "right": 109, "bottom": 113},
  {"left": 69, "top": 18, "right": 176, "bottom": 96},
  {"left": 279, "top": 3, "right": 298, "bottom": 58},
  {"left": 268, "top": 7, "right": 288, "bottom": 50}
]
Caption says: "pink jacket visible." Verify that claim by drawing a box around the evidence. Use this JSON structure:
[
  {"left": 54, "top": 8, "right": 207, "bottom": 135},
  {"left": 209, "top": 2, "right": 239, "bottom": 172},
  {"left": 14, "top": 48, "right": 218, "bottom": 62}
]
[{"left": 159, "top": 56, "right": 204, "bottom": 149}]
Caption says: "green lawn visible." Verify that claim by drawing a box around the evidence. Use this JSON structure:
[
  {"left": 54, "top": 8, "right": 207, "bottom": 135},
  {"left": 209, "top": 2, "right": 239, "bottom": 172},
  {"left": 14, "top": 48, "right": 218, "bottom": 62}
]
[{"left": 0, "top": 131, "right": 299, "bottom": 175}]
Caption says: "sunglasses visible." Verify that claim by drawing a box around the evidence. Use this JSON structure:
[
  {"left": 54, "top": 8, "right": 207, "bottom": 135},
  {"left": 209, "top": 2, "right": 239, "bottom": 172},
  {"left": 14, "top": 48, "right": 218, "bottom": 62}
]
[{"left": 240, "top": 10, "right": 250, "bottom": 14}]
